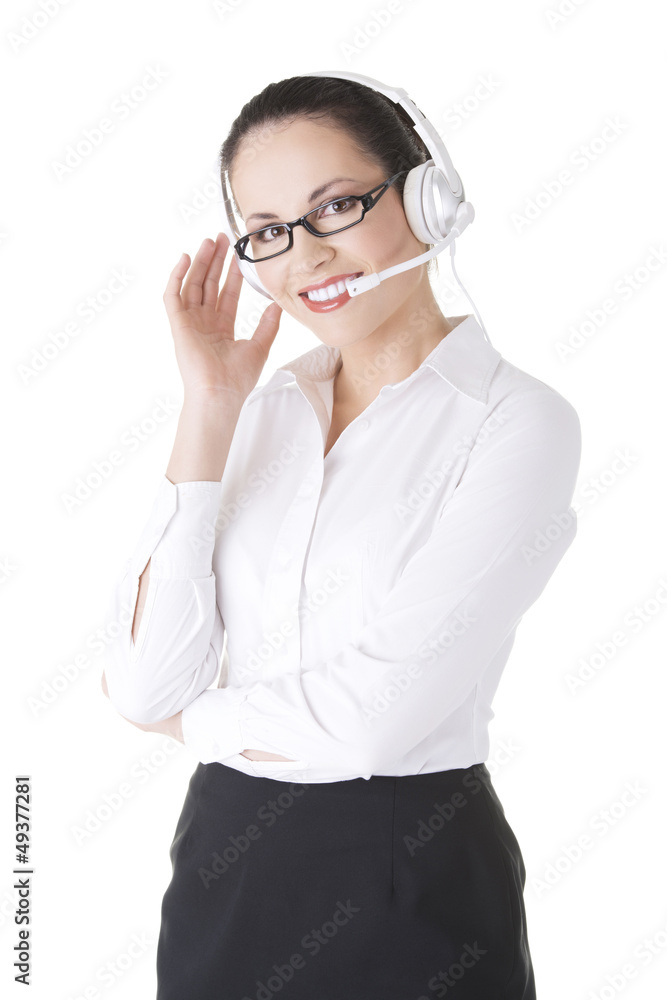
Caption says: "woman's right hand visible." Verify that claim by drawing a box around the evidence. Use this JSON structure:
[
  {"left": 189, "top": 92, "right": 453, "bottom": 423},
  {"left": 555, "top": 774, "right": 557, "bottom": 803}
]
[{"left": 163, "top": 232, "right": 283, "bottom": 402}]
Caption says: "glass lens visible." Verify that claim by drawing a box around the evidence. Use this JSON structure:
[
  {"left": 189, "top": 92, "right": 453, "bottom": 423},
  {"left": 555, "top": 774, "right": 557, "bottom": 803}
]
[
  {"left": 305, "top": 196, "right": 364, "bottom": 234},
  {"left": 245, "top": 225, "right": 291, "bottom": 261}
]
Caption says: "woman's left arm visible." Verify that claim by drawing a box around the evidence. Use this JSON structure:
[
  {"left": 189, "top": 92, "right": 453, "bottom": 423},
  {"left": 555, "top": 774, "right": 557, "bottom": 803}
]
[{"left": 101, "top": 670, "right": 284, "bottom": 758}]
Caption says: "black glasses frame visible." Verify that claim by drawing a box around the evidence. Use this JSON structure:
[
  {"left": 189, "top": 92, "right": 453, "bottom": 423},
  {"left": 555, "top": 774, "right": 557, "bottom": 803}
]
[{"left": 234, "top": 169, "right": 411, "bottom": 263}]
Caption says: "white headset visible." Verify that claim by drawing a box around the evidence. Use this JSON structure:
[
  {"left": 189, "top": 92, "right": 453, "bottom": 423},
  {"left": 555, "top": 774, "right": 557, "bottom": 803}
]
[{"left": 217, "top": 69, "right": 489, "bottom": 341}]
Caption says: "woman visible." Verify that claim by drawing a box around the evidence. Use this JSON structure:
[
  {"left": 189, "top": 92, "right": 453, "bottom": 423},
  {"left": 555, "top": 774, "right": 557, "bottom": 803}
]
[{"left": 102, "top": 75, "right": 581, "bottom": 998}]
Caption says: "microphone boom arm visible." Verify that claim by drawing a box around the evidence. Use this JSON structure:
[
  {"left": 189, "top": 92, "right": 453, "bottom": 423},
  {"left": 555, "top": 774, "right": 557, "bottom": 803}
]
[{"left": 344, "top": 202, "right": 475, "bottom": 297}]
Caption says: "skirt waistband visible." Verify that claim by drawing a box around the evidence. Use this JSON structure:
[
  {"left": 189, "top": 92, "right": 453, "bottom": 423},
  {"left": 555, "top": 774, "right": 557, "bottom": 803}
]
[{"left": 199, "top": 759, "right": 494, "bottom": 797}]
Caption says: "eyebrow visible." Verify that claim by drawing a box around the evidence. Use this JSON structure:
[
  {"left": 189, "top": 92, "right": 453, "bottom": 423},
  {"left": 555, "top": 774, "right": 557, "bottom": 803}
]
[{"left": 245, "top": 177, "right": 359, "bottom": 225}]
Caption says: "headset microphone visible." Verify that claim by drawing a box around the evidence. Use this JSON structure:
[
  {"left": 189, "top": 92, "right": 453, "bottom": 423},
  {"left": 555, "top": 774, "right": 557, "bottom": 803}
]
[{"left": 344, "top": 202, "right": 475, "bottom": 297}]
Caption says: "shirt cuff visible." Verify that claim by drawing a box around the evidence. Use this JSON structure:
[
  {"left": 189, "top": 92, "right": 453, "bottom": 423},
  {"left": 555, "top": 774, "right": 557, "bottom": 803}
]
[
  {"left": 135, "top": 475, "right": 223, "bottom": 581},
  {"left": 180, "top": 687, "right": 248, "bottom": 763}
]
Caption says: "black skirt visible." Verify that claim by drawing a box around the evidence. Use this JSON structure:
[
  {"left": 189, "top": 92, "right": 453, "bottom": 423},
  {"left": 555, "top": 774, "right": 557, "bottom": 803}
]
[{"left": 156, "top": 761, "right": 536, "bottom": 999}]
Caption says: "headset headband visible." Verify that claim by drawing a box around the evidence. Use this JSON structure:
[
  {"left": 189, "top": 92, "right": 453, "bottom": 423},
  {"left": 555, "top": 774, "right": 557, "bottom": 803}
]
[{"left": 305, "top": 70, "right": 463, "bottom": 199}]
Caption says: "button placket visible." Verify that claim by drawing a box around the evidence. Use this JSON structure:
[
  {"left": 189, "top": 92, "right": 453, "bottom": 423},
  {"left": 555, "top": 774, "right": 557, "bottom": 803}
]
[{"left": 261, "top": 459, "right": 323, "bottom": 667}]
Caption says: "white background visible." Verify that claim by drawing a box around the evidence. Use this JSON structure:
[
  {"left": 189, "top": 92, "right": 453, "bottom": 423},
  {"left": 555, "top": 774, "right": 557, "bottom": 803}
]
[{"left": 2, "top": 0, "right": 666, "bottom": 997}]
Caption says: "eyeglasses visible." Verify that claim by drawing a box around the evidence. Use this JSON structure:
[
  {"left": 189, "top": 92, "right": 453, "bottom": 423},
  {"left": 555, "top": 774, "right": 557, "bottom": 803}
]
[{"left": 233, "top": 169, "right": 411, "bottom": 263}]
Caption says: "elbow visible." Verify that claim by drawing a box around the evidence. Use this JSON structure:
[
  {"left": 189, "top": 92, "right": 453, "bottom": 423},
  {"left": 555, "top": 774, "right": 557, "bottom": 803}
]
[
  {"left": 108, "top": 698, "right": 169, "bottom": 725},
  {"left": 103, "top": 630, "right": 223, "bottom": 726},
  {"left": 104, "top": 681, "right": 169, "bottom": 725},
  {"left": 120, "top": 705, "right": 162, "bottom": 725},
  {"left": 104, "top": 665, "right": 217, "bottom": 725}
]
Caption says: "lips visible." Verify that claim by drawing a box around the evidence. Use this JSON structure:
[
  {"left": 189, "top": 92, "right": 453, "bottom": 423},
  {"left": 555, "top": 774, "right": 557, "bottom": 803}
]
[
  {"left": 298, "top": 272, "right": 365, "bottom": 313},
  {"left": 298, "top": 272, "right": 363, "bottom": 298}
]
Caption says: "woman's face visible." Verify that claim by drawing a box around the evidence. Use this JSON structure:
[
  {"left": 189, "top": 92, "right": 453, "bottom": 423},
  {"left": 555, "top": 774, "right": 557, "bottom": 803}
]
[{"left": 229, "top": 117, "right": 429, "bottom": 350}]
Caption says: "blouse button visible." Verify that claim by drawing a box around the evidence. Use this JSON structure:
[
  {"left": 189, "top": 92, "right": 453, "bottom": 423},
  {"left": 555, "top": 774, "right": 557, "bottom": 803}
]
[{"left": 359, "top": 418, "right": 370, "bottom": 431}]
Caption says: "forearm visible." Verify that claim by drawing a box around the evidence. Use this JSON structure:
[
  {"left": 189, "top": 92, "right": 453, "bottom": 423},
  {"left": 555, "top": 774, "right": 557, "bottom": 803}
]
[
  {"left": 166, "top": 391, "right": 245, "bottom": 484},
  {"left": 130, "top": 392, "right": 245, "bottom": 646},
  {"left": 101, "top": 673, "right": 285, "bottom": 758}
]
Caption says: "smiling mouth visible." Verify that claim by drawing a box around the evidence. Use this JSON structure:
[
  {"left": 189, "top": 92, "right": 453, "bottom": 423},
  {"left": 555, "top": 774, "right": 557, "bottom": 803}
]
[{"left": 299, "top": 273, "right": 363, "bottom": 302}]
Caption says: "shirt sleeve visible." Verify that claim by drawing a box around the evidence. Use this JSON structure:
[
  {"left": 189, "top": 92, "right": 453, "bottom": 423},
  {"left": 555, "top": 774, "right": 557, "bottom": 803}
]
[
  {"left": 180, "top": 387, "right": 582, "bottom": 780},
  {"left": 102, "top": 475, "right": 246, "bottom": 734}
]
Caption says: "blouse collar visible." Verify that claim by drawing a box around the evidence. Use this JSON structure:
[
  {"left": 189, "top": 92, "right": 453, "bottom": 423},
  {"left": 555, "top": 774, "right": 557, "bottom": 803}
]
[{"left": 245, "top": 313, "right": 501, "bottom": 407}]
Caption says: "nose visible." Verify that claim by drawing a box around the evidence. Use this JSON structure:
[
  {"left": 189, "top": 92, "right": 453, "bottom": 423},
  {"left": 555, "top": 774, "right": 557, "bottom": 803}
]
[{"left": 290, "top": 224, "right": 334, "bottom": 275}]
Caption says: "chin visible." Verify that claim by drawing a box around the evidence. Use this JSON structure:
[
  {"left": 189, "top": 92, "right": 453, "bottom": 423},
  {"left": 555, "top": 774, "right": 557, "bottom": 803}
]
[{"left": 315, "top": 325, "right": 375, "bottom": 349}]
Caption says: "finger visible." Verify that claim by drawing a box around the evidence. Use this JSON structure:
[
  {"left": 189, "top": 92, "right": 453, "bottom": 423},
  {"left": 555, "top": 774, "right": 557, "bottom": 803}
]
[
  {"left": 201, "top": 232, "right": 230, "bottom": 308},
  {"left": 216, "top": 250, "right": 245, "bottom": 330},
  {"left": 250, "top": 299, "right": 283, "bottom": 356},
  {"left": 163, "top": 251, "right": 191, "bottom": 319},
  {"left": 181, "top": 237, "right": 217, "bottom": 308}
]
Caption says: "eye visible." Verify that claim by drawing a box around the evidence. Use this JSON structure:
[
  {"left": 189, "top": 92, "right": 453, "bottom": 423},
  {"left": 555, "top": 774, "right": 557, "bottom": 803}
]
[
  {"left": 319, "top": 197, "right": 355, "bottom": 217},
  {"left": 255, "top": 225, "right": 289, "bottom": 243}
]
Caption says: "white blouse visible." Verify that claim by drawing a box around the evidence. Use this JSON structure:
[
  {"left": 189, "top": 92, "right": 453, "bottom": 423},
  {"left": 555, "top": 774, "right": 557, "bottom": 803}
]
[{"left": 103, "top": 314, "right": 582, "bottom": 784}]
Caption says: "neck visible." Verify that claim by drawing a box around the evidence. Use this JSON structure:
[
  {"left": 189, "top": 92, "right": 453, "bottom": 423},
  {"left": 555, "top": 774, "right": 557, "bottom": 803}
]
[{"left": 332, "top": 286, "right": 454, "bottom": 407}]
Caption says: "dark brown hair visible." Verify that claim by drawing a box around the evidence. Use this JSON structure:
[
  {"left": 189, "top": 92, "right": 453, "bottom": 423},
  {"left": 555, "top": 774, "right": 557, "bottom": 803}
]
[{"left": 219, "top": 74, "right": 438, "bottom": 277}]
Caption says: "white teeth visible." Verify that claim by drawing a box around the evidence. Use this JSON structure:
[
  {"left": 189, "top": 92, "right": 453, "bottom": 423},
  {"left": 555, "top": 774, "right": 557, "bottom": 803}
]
[{"left": 305, "top": 277, "right": 355, "bottom": 302}]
